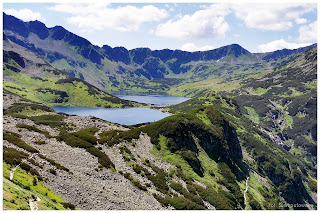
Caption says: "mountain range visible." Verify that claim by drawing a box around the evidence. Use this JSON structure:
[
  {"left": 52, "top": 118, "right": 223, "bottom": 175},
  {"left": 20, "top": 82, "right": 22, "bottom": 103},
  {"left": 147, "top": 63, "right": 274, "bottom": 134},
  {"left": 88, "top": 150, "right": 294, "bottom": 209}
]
[
  {"left": 2, "top": 12, "right": 317, "bottom": 211},
  {"left": 3, "top": 12, "right": 316, "bottom": 92}
]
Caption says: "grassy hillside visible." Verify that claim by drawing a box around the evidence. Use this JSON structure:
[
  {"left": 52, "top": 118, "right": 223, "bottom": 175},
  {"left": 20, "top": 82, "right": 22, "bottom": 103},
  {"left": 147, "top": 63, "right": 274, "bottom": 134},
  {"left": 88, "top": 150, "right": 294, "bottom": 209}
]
[
  {"left": 168, "top": 47, "right": 317, "bottom": 163},
  {"left": 3, "top": 162, "right": 73, "bottom": 210},
  {"left": 103, "top": 93, "right": 316, "bottom": 209},
  {"left": 3, "top": 46, "right": 143, "bottom": 108}
]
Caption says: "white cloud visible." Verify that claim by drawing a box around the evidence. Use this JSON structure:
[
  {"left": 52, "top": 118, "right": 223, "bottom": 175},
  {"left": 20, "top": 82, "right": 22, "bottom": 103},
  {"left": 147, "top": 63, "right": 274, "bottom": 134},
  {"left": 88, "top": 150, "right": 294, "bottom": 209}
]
[
  {"left": 49, "top": 3, "right": 168, "bottom": 32},
  {"left": 299, "top": 21, "right": 317, "bottom": 42},
  {"left": 155, "top": 4, "right": 230, "bottom": 39},
  {"left": 258, "top": 39, "right": 312, "bottom": 52},
  {"left": 234, "top": 34, "right": 240, "bottom": 38},
  {"left": 4, "top": 8, "right": 45, "bottom": 22},
  {"left": 232, "top": 4, "right": 315, "bottom": 31},
  {"left": 295, "top": 18, "right": 307, "bottom": 24},
  {"left": 181, "top": 43, "right": 215, "bottom": 52}
]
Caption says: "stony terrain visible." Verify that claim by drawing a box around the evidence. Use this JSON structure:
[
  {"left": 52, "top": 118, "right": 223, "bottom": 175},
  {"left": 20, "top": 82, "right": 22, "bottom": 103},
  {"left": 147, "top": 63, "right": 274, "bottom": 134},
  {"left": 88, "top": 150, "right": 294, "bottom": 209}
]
[{"left": 3, "top": 91, "right": 164, "bottom": 210}]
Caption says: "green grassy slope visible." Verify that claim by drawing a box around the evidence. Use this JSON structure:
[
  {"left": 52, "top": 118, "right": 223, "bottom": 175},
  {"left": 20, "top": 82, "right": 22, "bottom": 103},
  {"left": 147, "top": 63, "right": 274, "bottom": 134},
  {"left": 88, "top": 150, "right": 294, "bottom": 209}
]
[
  {"left": 102, "top": 92, "right": 316, "bottom": 209},
  {"left": 3, "top": 162, "right": 74, "bottom": 210},
  {"left": 3, "top": 48, "right": 143, "bottom": 108}
]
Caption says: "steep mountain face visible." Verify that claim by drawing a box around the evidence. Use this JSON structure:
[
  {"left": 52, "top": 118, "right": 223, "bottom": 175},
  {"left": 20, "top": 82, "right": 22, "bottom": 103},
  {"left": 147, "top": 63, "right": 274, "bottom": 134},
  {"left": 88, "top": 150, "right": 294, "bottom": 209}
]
[
  {"left": 5, "top": 12, "right": 311, "bottom": 94},
  {"left": 3, "top": 36, "right": 141, "bottom": 108},
  {"left": 234, "top": 47, "right": 317, "bottom": 159},
  {"left": 166, "top": 92, "right": 317, "bottom": 209}
]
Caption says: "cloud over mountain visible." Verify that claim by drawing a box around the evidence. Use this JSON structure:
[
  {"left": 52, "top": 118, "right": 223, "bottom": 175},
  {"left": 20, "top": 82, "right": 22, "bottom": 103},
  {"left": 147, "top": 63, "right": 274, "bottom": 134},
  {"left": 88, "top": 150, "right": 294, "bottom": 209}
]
[
  {"left": 4, "top": 8, "right": 45, "bottom": 22},
  {"left": 155, "top": 4, "right": 230, "bottom": 39},
  {"left": 299, "top": 21, "right": 317, "bottom": 42},
  {"left": 49, "top": 3, "right": 168, "bottom": 32},
  {"left": 258, "top": 39, "right": 312, "bottom": 52}
]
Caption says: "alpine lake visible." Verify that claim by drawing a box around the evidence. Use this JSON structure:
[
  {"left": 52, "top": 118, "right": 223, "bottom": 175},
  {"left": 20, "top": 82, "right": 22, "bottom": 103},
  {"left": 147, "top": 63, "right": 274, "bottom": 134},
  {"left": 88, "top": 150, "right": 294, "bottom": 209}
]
[{"left": 52, "top": 92, "right": 190, "bottom": 125}]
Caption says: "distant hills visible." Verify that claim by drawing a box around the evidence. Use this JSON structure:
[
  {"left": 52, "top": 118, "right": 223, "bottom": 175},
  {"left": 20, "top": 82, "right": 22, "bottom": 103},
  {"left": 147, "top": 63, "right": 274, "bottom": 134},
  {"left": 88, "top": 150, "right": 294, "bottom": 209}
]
[{"left": 3, "top": 12, "right": 316, "bottom": 92}]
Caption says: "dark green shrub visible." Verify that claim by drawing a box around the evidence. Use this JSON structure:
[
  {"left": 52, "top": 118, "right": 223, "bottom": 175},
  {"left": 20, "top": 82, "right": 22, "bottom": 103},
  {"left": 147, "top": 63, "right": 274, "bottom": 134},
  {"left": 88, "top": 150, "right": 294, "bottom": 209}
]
[
  {"left": 4, "top": 103, "right": 53, "bottom": 115},
  {"left": 168, "top": 196, "right": 206, "bottom": 210},
  {"left": 29, "top": 114, "right": 65, "bottom": 128},
  {"left": 16, "top": 123, "right": 51, "bottom": 138},
  {"left": 153, "top": 193, "right": 205, "bottom": 210},
  {"left": 86, "top": 147, "right": 114, "bottom": 168},
  {"left": 49, "top": 169, "right": 56, "bottom": 175},
  {"left": 6, "top": 113, "right": 29, "bottom": 119},
  {"left": 218, "top": 162, "right": 243, "bottom": 204},
  {"left": 308, "top": 179, "right": 317, "bottom": 192},
  {"left": 248, "top": 193, "right": 262, "bottom": 210},
  {"left": 123, "top": 172, "right": 133, "bottom": 181},
  {"left": 170, "top": 181, "right": 204, "bottom": 206},
  {"left": 19, "top": 163, "right": 31, "bottom": 172},
  {"left": 33, "top": 177, "right": 37, "bottom": 186},
  {"left": 98, "top": 130, "right": 122, "bottom": 145},
  {"left": 27, "top": 158, "right": 43, "bottom": 168},
  {"left": 131, "top": 179, "right": 147, "bottom": 191},
  {"left": 119, "top": 145, "right": 136, "bottom": 162},
  {"left": 143, "top": 159, "right": 151, "bottom": 167},
  {"left": 119, "top": 145, "right": 132, "bottom": 155},
  {"left": 118, "top": 128, "right": 141, "bottom": 141},
  {"left": 131, "top": 163, "right": 151, "bottom": 176},
  {"left": 30, "top": 168, "right": 40, "bottom": 177},
  {"left": 192, "top": 183, "right": 236, "bottom": 210},
  {"left": 3, "top": 130, "right": 38, "bottom": 153},
  {"left": 153, "top": 194, "right": 170, "bottom": 207},
  {"left": 41, "top": 156, "right": 69, "bottom": 172},
  {"left": 186, "top": 182, "right": 197, "bottom": 195},
  {"left": 57, "top": 133, "right": 93, "bottom": 148},
  {"left": 62, "top": 202, "right": 76, "bottom": 210},
  {"left": 180, "top": 150, "right": 204, "bottom": 177},
  {"left": 72, "top": 128, "right": 99, "bottom": 145},
  {"left": 145, "top": 164, "right": 169, "bottom": 194},
  {"left": 3, "top": 146, "right": 29, "bottom": 166},
  {"left": 34, "top": 141, "right": 46, "bottom": 145}
]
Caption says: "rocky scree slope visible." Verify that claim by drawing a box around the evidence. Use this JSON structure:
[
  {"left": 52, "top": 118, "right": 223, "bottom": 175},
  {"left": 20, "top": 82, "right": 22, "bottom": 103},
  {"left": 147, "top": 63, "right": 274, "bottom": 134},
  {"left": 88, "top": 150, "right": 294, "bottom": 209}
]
[{"left": 3, "top": 91, "right": 162, "bottom": 210}]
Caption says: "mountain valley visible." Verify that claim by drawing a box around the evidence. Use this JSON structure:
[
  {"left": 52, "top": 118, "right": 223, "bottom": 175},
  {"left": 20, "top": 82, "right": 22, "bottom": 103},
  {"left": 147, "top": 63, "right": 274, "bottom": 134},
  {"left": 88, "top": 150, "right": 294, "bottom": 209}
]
[{"left": 2, "top": 12, "right": 317, "bottom": 210}]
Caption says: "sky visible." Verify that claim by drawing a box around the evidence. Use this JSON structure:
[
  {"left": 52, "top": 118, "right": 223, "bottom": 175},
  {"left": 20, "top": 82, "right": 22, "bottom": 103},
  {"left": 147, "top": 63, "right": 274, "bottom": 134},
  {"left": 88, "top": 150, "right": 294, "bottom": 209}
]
[{"left": 3, "top": 1, "right": 318, "bottom": 53}]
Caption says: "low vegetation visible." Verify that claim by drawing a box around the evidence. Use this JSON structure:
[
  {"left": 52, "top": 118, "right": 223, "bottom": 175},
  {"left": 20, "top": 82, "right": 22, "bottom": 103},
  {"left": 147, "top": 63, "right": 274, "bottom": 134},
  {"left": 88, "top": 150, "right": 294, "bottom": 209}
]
[
  {"left": 16, "top": 123, "right": 51, "bottom": 138},
  {"left": 4, "top": 131, "right": 38, "bottom": 153},
  {"left": 3, "top": 146, "right": 29, "bottom": 166},
  {"left": 86, "top": 147, "right": 114, "bottom": 169}
]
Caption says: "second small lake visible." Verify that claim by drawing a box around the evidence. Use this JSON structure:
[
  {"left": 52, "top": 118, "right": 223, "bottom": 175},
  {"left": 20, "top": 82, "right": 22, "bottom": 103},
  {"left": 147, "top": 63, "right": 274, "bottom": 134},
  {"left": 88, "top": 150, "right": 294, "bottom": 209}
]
[{"left": 112, "top": 92, "right": 190, "bottom": 105}]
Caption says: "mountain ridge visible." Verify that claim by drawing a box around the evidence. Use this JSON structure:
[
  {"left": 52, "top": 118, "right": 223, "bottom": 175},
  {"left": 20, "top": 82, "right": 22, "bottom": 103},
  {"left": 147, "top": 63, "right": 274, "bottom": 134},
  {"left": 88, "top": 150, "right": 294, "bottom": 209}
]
[{"left": 4, "top": 12, "right": 316, "bottom": 93}]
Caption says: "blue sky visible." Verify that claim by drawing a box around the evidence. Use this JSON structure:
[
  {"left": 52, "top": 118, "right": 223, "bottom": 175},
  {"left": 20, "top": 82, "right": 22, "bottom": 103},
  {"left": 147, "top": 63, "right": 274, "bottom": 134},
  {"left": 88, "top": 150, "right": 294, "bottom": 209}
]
[{"left": 3, "top": 2, "right": 318, "bottom": 53}]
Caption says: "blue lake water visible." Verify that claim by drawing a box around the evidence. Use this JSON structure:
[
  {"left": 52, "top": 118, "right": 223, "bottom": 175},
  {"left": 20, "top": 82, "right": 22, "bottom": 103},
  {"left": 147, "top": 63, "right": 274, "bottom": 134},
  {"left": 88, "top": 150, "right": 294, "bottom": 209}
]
[
  {"left": 112, "top": 92, "right": 190, "bottom": 105},
  {"left": 53, "top": 94, "right": 189, "bottom": 125},
  {"left": 52, "top": 106, "right": 171, "bottom": 125}
]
